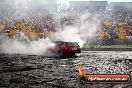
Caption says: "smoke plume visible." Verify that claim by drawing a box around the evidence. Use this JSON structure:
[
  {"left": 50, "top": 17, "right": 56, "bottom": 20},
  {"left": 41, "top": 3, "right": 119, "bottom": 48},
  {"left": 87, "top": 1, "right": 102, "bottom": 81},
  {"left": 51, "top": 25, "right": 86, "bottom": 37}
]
[
  {"left": 0, "top": 35, "right": 55, "bottom": 55},
  {"left": 0, "top": 12, "right": 98, "bottom": 55}
]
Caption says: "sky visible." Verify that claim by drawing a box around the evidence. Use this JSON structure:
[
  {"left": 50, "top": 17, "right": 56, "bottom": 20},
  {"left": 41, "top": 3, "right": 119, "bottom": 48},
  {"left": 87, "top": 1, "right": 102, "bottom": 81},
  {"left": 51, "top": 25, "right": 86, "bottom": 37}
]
[
  {"left": 58, "top": 0, "right": 132, "bottom": 4},
  {"left": 70, "top": 0, "right": 132, "bottom": 2}
]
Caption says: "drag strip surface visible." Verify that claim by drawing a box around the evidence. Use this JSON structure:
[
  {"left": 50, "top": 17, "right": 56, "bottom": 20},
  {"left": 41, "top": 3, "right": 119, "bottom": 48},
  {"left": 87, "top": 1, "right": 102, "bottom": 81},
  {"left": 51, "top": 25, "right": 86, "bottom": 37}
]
[{"left": 0, "top": 51, "right": 132, "bottom": 88}]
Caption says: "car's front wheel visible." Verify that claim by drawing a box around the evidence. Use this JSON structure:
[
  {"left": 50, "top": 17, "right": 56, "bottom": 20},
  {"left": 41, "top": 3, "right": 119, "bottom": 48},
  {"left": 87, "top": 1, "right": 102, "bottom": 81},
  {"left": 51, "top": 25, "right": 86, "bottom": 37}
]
[{"left": 71, "top": 53, "right": 77, "bottom": 57}]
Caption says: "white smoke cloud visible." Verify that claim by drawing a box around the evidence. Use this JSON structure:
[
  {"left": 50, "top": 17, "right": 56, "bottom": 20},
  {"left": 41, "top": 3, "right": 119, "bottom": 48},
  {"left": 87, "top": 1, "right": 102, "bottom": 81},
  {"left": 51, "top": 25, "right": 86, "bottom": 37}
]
[
  {"left": 0, "top": 34, "right": 55, "bottom": 55},
  {"left": 78, "top": 13, "right": 97, "bottom": 39},
  {"left": 51, "top": 26, "right": 84, "bottom": 47},
  {"left": 0, "top": 12, "right": 98, "bottom": 55},
  {"left": 50, "top": 12, "right": 98, "bottom": 48}
]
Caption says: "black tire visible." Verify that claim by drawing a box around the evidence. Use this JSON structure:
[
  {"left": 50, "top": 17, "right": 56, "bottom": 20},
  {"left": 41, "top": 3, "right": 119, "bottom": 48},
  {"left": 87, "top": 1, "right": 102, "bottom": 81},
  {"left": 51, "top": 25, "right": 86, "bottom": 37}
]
[
  {"left": 55, "top": 51, "right": 63, "bottom": 58},
  {"left": 58, "top": 51, "right": 63, "bottom": 57}
]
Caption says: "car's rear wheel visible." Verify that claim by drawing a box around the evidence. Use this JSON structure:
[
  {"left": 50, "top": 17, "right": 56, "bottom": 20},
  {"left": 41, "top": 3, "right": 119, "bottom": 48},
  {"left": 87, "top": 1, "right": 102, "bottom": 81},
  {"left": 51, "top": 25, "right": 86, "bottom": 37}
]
[
  {"left": 56, "top": 51, "right": 63, "bottom": 58},
  {"left": 58, "top": 51, "right": 63, "bottom": 57}
]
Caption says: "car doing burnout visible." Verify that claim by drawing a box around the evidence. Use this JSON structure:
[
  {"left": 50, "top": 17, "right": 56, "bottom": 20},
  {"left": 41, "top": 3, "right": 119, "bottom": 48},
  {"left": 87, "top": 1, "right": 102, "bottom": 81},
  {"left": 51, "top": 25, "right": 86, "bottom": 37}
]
[{"left": 48, "top": 41, "right": 81, "bottom": 57}]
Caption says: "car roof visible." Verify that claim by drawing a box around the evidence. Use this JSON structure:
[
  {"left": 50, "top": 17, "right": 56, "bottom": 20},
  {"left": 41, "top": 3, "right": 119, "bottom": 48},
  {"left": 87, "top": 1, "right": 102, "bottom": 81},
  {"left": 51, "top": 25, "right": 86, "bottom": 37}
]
[
  {"left": 54, "top": 41, "right": 67, "bottom": 42},
  {"left": 54, "top": 41, "right": 77, "bottom": 43}
]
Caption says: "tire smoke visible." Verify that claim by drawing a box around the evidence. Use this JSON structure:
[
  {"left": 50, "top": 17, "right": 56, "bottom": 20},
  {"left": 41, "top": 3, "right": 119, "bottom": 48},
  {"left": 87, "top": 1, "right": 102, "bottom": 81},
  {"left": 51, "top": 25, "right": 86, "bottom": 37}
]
[{"left": 0, "top": 12, "right": 98, "bottom": 55}]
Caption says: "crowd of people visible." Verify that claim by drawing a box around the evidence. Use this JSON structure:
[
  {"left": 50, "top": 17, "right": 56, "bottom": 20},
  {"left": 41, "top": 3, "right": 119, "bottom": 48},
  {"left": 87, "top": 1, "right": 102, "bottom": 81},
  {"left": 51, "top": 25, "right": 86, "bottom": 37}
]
[
  {"left": 0, "top": 8, "right": 55, "bottom": 40},
  {"left": 0, "top": 6, "right": 131, "bottom": 45},
  {"left": 96, "top": 11, "right": 132, "bottom": 45}
]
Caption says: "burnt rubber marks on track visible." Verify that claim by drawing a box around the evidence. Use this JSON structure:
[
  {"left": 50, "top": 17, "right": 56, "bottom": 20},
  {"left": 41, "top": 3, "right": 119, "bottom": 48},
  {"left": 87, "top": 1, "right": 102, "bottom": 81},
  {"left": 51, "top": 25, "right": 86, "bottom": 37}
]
[{"left": 0, "top": 51, "right": 132, "bottom": 88}]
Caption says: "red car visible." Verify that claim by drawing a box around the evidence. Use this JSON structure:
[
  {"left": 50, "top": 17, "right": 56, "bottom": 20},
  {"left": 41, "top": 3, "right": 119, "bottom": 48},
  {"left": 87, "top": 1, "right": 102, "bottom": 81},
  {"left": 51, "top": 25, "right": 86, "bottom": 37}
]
[{"left": 48, "top": 41, "right": 81, "bottom": 57}]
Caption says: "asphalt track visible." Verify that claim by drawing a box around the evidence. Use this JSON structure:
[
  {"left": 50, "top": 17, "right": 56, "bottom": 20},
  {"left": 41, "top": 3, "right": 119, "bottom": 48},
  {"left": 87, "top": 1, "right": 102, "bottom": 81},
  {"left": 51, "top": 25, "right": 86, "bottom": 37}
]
[{"left": 0, "top": 51, "right": 132, "bottom": 88}]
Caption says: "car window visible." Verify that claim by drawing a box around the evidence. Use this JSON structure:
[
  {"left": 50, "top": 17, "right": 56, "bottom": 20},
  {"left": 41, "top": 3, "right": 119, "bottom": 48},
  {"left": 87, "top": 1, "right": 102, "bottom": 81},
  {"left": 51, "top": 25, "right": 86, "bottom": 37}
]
[{"left": 67, "top": 42, "right": 78, "bottom": 46}]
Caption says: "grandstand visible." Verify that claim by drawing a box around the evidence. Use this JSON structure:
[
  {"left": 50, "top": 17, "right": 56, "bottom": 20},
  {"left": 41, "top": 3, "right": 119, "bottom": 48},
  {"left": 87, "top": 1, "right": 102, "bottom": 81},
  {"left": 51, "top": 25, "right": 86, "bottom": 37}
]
[
  {"left": 69, "top": 1, "right": 108, "bottom": 12},
  {"left": 109, "top": 2, "right": 132, "bottom": 12},
  {"left": 0, "top": 0, "right": 131, "bottom": 46},
  {"left": 69, "top": 1, "right": 132, "bottom": 45}
]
